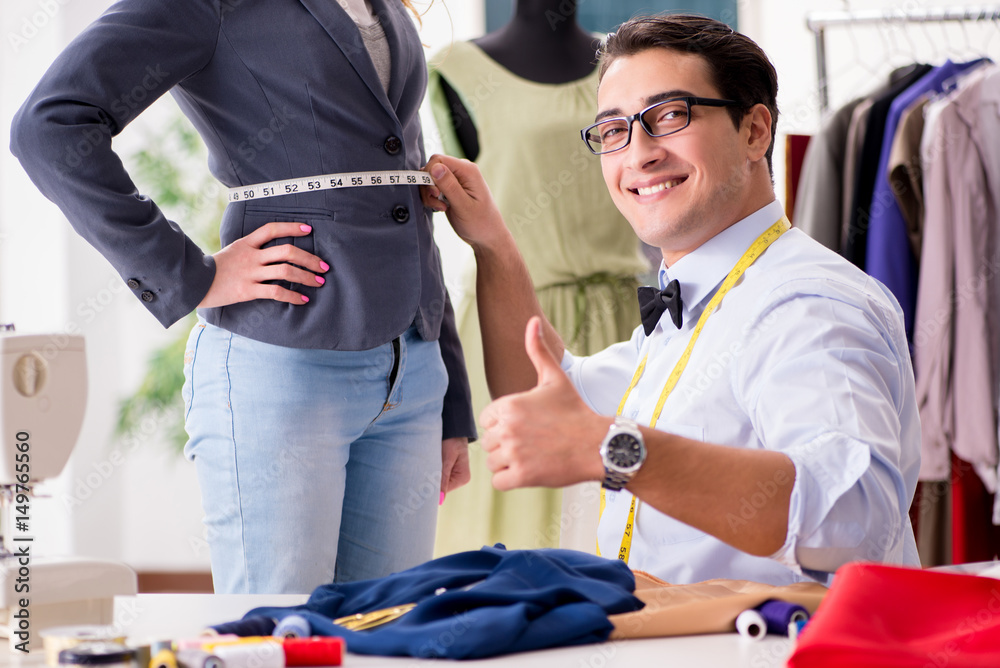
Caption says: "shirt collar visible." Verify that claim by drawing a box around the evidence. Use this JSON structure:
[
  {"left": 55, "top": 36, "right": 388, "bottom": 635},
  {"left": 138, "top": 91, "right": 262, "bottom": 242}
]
[{"left": 657, "top": 200, "right": 785, "bottom": 323}]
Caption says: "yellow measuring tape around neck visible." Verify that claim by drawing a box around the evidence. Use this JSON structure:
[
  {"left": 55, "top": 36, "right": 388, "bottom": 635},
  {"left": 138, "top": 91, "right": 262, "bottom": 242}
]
[{"left": 598, "top": 216, "right": 791, "bottom": 565}]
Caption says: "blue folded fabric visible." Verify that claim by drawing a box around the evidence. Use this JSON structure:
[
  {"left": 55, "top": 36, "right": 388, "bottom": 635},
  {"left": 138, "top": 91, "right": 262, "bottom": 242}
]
[{"left": 219, "top": 545, "right": 643, "bottom": 659}]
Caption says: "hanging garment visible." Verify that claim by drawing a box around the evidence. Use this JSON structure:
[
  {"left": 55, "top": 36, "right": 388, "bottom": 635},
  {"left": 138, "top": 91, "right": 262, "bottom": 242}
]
[
  {"left": 793, "top": 98, "right": 861, "bottom": 251},
  {"left": 866, "top": 59, "right": 987, "bottom": 342},
  {"left": 887, "top": 94, "right": 931, "bottom": 260},
  {"left": 426, "top": 41, "right": 647, "bottom": 555},
  {"left": 915, "top": 63, "right": 1000, "bottom": 488},
  {"left": 843, "top": 63, "right": 932, "bottom": 270}
]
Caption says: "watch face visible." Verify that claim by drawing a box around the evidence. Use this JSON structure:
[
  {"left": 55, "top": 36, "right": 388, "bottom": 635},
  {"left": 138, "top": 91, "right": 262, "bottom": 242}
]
[{"left": 608, "top": 433, "right": 643, "bottom": 469}]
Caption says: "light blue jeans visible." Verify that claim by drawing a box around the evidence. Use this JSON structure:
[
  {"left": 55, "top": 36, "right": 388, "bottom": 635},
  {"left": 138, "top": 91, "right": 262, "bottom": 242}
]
[{"left": 182, "top": 318, "right": 447, "bottom": 593}]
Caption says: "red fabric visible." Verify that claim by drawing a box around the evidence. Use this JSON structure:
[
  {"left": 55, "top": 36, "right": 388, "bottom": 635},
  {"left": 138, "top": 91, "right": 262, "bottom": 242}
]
[
  {"left": 784, "top": 134, "right": 811, "bottom": 226},
  {"left": 951, "top": 452, "right": 1000, "bottom": 564},
  {"left": 787, "top": 562, "right": 1000, "bottom": 667}
]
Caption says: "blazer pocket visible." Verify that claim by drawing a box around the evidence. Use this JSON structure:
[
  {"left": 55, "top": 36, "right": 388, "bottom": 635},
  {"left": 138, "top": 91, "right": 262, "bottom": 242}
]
[{"left": 242, "top": 205, "right": 333, "bottom": 291}]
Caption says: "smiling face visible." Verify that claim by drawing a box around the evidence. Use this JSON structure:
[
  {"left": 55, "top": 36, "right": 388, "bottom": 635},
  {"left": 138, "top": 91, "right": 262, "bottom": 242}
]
[{"left": 596, "top": 47, "right": 774, "bottom": 266}]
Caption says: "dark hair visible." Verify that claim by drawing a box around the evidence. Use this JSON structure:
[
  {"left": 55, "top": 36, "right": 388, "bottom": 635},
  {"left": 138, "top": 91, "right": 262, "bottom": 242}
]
[{"left": 597, "top": 14, "right": 779, "bottom": 174}]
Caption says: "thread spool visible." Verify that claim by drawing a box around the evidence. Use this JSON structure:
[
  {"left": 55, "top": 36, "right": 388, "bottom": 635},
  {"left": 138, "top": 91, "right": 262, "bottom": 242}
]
[
  {"left": 735, "top": 609, "right": 767, "bottom": 641},
  {"left": 757, "top": 599, "right": 809, "bottom": 636},
  {"left": 199, "top": 637, "right": 278, "bottom": 651},
  {"left": 208, "top": 617, "right": 277, "bottom": 637},
  {"left": 273, "top": 615, "right": 311, "bottom": 639},
  {"left": 42, "top": 627, "right": 128, "bottom": 667},
  {"left": 174, "top": 648, "right": 223, "bottom": 668},
  {"left": 282, "top": 637, "right": 345, "bottom": 667},
  {"left": 150, "top": 648, "right": 178, "bottom": 668},
  {"left": 174, "top": 636, "right": 239, "bottom": 651},
  {"left": 213, "top": 641, "right": 285, "bottom": 668}
]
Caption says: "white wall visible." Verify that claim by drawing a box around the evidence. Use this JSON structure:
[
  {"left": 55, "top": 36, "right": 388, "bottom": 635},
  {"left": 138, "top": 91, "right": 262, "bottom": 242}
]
[{"left": 3, "top": 0, "right": 997, "bottom": 573}]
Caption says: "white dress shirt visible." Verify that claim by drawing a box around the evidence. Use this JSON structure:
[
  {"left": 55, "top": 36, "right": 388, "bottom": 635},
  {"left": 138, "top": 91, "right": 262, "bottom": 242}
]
[{"left": 562, "top": 200, "right": 921, "bottom": 586}]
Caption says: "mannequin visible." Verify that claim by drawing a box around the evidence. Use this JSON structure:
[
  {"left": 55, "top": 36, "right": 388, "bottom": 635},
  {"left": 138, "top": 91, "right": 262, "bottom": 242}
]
[
  {"left": 429, "top": 0, "right": 647, "bottom": 556},
  {"left": 442, "top": 0, "right": 601, "bottom": 160}
]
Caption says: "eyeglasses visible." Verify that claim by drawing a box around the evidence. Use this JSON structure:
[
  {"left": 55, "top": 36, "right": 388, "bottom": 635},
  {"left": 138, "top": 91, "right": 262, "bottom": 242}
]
[{"left": 580, "top": 96, "right": 741, "bottom": 155}]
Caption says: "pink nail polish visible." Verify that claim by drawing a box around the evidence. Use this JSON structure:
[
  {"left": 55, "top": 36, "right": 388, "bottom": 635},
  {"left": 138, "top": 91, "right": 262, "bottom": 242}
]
[
  {"left": 319, "top": 261, "right": 330, "bottom": 272},
  {"left": 300, "top": 224, "right": 312, "bottom": 232},
  {"left": 315, "top": 275, "right": 325, "bottom": 285},
  {"left": 439, "top": 492, "right": 445, "bottom": 506},
  {"left": 301, "top": 295, "right": 309, "bottom": 303}
]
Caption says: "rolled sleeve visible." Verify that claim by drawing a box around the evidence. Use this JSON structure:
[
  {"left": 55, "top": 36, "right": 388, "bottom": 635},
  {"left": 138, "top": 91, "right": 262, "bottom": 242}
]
[{"left": 742, "top": 278, "right": 920, "bottom": 580}]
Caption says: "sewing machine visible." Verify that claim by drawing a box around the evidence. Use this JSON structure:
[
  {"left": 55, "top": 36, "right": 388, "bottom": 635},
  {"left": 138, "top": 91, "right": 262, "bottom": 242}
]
[{"left": 0, "top": 327, "right": 137, "bottom": 653}]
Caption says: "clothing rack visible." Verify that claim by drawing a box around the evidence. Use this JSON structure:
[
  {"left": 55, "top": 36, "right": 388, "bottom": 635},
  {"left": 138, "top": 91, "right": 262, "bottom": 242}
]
[{"left": 807, "top": 5, "right": 1000, "bottom": 111}]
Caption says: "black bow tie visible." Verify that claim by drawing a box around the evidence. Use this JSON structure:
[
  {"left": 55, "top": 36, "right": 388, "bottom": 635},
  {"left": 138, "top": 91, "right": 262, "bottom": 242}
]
[{"left": 637, "top": 280, "right": 683, "bottom": 335}]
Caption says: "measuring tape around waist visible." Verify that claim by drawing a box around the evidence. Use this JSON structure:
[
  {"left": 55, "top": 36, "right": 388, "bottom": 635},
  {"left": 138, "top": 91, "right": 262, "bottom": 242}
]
[
  {"left": 597, "top": 216, "right": 791, "bottom": 565},
  {"left": 227, "top": 170, "right": 434, "bottom": 203}
]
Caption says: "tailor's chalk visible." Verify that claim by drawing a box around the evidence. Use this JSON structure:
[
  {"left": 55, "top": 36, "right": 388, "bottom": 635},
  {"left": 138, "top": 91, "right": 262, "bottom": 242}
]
[
  {"left": 213, "top": 641, "right": 285, "bottom": 668},
  {"left": 282, "top": 637, "right": 345, "bottom": 667},
  {"left": 174, "top": 648, "right": 223, "bottom": 668},
  {"left": 273, "top": 615, "right": 311, "bottom": 639},
  {"left": 209, "top": 617, "right": 277, "bottom": 637},
  {"left": 757, "top": 599, "right": 809, "bottom": 636},
  {"left": 735, "top": 608, "right": 767, "bottom": 641}
]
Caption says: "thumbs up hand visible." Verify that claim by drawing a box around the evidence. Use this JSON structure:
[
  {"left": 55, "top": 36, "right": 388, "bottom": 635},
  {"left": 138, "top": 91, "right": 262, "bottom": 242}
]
[{"left": 479, "top": 317, "right": 610, "bottom": 491}]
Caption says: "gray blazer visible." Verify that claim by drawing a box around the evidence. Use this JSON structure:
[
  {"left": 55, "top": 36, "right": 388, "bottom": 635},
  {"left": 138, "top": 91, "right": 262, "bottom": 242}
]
[{"left": 11, "top": 0, "right": 475, "bottom": 438}]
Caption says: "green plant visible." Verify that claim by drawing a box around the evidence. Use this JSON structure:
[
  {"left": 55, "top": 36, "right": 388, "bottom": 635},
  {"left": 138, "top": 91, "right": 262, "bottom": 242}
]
[{"left": 115, "top": 107, "right": 223, "bottom": 454}]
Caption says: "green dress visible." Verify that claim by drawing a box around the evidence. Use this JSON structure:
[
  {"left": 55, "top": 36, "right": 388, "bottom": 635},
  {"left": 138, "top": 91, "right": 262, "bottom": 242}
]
[{"left": 428, "top": 41, "right": 647, "bottom": 556}]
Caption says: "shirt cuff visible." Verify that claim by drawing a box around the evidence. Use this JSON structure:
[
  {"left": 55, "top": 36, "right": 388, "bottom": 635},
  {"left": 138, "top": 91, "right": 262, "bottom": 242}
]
[{"left": 769, "top": 431, "right": 872, "bottom": 576}]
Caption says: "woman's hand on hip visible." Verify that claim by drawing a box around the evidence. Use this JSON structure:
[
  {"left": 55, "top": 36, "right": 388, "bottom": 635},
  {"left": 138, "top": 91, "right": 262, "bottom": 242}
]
[{"left": 199, "top": 222, "right": 329, "bottom": 308}]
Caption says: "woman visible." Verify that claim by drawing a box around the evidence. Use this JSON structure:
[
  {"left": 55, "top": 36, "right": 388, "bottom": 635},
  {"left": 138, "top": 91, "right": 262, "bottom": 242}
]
[{"left": 11, "top": 0, "right": 474, "bottom": 594}]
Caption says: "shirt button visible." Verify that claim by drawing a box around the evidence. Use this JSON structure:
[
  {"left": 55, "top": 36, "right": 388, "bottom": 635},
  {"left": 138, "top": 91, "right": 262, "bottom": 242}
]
[
  {"left": 126, "top": 278, "right": 140, "bottom": 289},
  {"left": 384, "top": 136, "right": 402, "bottom": 155},
  {"left": 392, "top": 205, "right": 410, "bottom": 223},
  {"left": 140, "top": 291, "right": 155, "bottom": 303}
]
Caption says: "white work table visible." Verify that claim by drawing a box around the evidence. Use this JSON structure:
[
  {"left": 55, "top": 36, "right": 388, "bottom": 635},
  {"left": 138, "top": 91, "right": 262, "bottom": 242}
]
[{"left": 4, "top": 595, "right": 796, "bottom": 667}]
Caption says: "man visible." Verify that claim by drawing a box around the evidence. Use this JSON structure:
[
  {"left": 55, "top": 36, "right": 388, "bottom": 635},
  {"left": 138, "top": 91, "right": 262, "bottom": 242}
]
[{"left": 422, "top": 14, "right": 919, "bottom": 586}]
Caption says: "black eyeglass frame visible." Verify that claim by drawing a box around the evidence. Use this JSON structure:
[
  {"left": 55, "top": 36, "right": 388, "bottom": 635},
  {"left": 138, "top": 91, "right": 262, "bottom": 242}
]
[{"left": 580, "top": 96, "right": 742, "bottom": 155}]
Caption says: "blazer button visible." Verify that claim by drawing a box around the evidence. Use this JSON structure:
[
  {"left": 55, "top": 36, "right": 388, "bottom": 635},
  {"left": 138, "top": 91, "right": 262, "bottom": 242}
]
[
  {"left": 392, "top": 205, "right": 410, "bottom": 223},
  {"left": 384, "top": 136, "right": 402, "bottom": 155},
  {"left": 140, "top": 291, "right": 155, "bottom": 303},
  {"left": 127, "top": 278, "right": 140, "bottom": 289}
]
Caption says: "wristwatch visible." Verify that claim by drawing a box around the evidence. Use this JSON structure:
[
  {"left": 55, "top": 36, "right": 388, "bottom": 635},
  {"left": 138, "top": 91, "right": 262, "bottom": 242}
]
[{"left": 599, "top": 416, "right": 646, "bottom": 491}]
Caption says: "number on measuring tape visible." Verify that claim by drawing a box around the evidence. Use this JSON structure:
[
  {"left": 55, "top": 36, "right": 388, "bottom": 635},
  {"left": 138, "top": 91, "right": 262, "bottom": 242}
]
[{"left": 227, "top": 170, "right": 433, "bottom": 203}]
